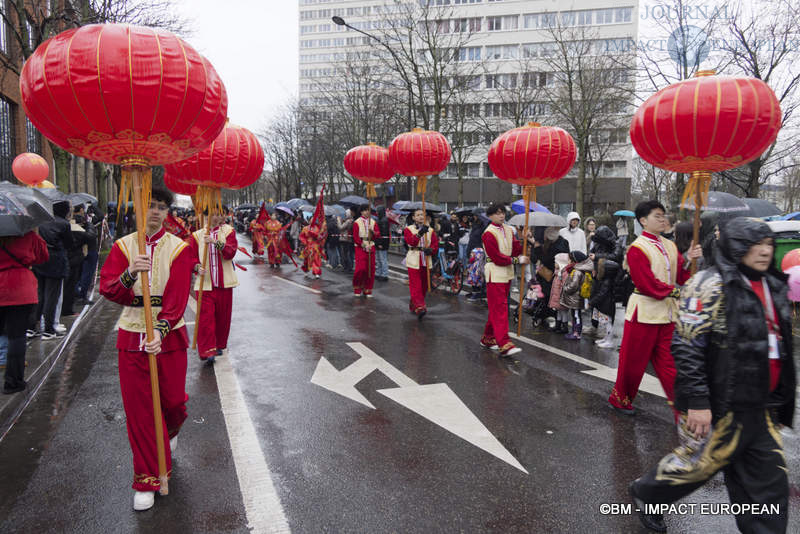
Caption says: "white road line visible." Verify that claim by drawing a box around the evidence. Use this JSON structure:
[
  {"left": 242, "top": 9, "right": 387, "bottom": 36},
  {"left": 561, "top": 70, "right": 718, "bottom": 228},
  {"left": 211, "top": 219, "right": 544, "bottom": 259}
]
[
  {"left": 187, "top": 296, "right": 196, "bottom": 313},
  {"left": 215, "top": 353, "right": 291, "bottom": 534},
  {"left": 510, "top": 333, "right": 666, "bottom": 398},
  {"left": 273, "top": 276, "right": 322, "bottom": 295}
]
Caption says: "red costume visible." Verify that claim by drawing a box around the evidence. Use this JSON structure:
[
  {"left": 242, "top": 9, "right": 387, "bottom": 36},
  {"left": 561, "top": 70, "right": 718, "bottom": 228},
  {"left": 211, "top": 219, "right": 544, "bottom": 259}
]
[
  {"left": 609, "top": 231, "right": 691, "bottom": 414},
  {"left": 188, "top": 224, "right": 239, "bottom": 360},
  {"left": 481, "top": 223, "right": 523, "bottom": 353},
  {"left": 300, "top": 224, "right": 326, "bottom": 276},
  {"left": 99, "top": 227, "right": 193, "bottom": 492},
  {"left": 264, "top": 219, "right": 285, "bottom": 266},
  {"left": 249, "top": 220, "right": 265, "bottom": 256},
  {"left": 352, "top": 216, "right": 380, "bottom": 296},
  {"left": 403, "top": 224, "right": 439, "bottom": 315}
]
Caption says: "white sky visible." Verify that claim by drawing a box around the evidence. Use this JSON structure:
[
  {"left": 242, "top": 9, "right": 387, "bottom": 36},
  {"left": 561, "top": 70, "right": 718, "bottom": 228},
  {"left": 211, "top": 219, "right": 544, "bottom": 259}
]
[{"left": 175, "top": 0, "right": 298, "bottom": 134}]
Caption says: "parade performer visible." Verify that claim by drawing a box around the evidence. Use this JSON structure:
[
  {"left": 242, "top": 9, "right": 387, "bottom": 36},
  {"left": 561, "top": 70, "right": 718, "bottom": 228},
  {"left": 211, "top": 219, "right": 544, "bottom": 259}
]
[
  {"left": 164, "top": 210, "right": 191, "bottom": 240},
  {"left": 352, "top": 204, "right": 380, "bottom": 297},
  {"left": 264, "top": 212, "right": 285, "bottom": 269},
  {"left": 404, "top": 208, "right": 439, "bottom": 319},
  {"left": 249, "top": 218, "right": 265, "bottom": 257},
  {"left": 99, "top": 187, "right": 194, "bottom": 511},
  {"left": 480, "top": 203, "right": 529, "bottom": 357},
  {"left": 188, "top": 210, "right": 239, "bottom": 362},
  {"left": 608, "top": 200, "right": 701, "bottom": 415},
  {"left": 300, "top": 188, "right": 327, "bottom": 278}
]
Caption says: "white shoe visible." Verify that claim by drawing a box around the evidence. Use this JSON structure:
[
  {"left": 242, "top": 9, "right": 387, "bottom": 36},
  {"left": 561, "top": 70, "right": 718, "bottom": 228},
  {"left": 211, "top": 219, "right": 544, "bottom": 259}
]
[
  {"left": 133, "top": 491, "right": 155, "bottom": 511},
  {"left": 502, "top": 347, "right": 522, "bottom": 357},
  {"left": 170, "top": 435, "right": 177, "bottom": 454},
  {"left": 597, "top": 339, "right": 615, "bottom": 349},
  {"left": 365, "top": 293, "right": 373, "bottom": 298},
  {"left": 54, "top": 324, "right": 67, "bottom": 334}
]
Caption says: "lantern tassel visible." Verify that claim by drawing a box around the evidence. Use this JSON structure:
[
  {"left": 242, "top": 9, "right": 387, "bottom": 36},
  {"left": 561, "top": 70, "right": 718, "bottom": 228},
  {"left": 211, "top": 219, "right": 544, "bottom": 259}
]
[
  {"left": 682, "top": 170, "right": 712, "bottom": 274},
  {"left": 366, "top": 183, "right": 377, "bottom": 199},
  {"left": 416, "top": 175, "right": 428, "bottom": 195}
]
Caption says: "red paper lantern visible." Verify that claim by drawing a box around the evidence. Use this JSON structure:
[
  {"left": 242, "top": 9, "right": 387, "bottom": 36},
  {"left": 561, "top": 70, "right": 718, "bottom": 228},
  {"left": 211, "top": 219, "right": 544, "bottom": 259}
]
[
  {"left": 12, "top": 152, "right": 49, "bottom": 186},
  {"left": 388, "top": 128, "right": 451, "bottom": 177},
  {"left": 163, "top": 172, "right": 197, "bottom": 196},
  {"left": 630, "top": 73, "right": 781, "bottom": 174},
  {"left": 781, "top": 248, "right": 800, "bottom": 271},
  {"left": 487, "top": 122, "right": 576, "bottom": 187},
  {"left": 20, "top": 24, "right": 228, "bottom": 166},
  {"left": 343, "top": 143, "right": 394, "bottom": 198}
]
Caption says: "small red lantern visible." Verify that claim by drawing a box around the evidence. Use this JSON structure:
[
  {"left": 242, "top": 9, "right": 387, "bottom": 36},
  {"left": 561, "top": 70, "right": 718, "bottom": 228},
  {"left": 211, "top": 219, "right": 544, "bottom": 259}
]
[
  {"left": 343, "top": 143, "right": 394, "bottom": 199},
  {"left": 12, "top": 152, "right": 49, "bottom": 186},
  {"left": 631, "top": 70, "right": 782, "bottom": 271},
  {"left": 388, "top": 128, "right": 451, "bottom": 202},
  {"left": 163, "top": 172, "right": 197, "bottom": 196},
  {"left": 781, "top": 248, "right": 800, "bottom": 271}
]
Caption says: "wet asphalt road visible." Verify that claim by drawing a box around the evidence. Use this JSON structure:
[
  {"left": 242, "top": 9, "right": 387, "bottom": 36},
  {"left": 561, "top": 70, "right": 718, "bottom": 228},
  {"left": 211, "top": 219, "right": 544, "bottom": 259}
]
[{"left": 1, "top": 234, "right": 799, "bottom": 533}]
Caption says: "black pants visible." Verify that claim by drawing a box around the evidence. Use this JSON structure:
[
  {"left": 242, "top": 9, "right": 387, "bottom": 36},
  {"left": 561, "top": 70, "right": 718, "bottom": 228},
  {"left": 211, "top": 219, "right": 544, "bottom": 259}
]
[
  {"left": 633, "top": 409, "right": 788, "bottom": 533},
  {"left": 62, "top": 262, "right": 82, "bottom": 315},
  {"left": 31, "top": 275, "right": 63, "bottom": 332},
  {"left": 2, "top": 304, "right": 35, "bottom": 391}
]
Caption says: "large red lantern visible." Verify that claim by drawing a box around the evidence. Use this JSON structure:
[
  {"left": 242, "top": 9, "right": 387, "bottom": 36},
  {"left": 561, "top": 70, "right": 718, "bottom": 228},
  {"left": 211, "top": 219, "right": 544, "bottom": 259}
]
[
  {"left": 164, "top": 122, "right": 264, "bottom": 214},
  {"left": 12, "top": 152, "right": 49, "bottom": 186},
  {"left": 20, "top": 23, "right": 228, "bottom": 495},
  {"left": 631, "top": 70, "right": 781, "bottom": 269},
  {"left": 388, "top": 128, "right": 451, "bottom": 206},
  {"left": 488, "top": 122, "right": 576, "bottom": 335},
  {"left": 163, "top": 172, "right": 197, "bottom": 196},
  {"left": 343, "top": 143, "right": 394, "bottom": 199}
]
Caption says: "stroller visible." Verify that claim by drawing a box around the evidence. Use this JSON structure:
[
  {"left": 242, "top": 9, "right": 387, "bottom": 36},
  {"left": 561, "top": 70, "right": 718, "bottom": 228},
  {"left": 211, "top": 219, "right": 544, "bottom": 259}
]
[{"left": 514, "top": 281, "right": 549, "bottom": 328}]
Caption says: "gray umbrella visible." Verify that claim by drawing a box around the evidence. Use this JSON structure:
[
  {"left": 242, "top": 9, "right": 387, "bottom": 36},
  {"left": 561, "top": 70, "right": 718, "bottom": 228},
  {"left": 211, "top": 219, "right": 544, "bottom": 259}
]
[
  {"left": 742, "top": 198, "right": 781, "bottom": 218},
  {"left": 508, "top": 212, "right": 566, "bottom": 227},
  {"left": 0, "top": 182, "right": 55, "bottom": 237},
  {"left": 399, "top": 201, "right": 444, "bottom": 213},
  {"left": 37, "top": 187, "right": 69, "bottom": 203},
  {"left": 68, "top": 192, "right": 98, "bottom": 207},
  {"left": 680, "top": 191, "right": 749, "bottom": 213},
  {"left": 338, "top": 195, "right": 370, "bottom": 208}
]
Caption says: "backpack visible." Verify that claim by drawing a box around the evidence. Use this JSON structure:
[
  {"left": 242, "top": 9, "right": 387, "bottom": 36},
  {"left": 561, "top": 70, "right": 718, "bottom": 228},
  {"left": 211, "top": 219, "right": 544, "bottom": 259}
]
[{"left": 580, "top": 272, "right": 593, "bottom": 299}]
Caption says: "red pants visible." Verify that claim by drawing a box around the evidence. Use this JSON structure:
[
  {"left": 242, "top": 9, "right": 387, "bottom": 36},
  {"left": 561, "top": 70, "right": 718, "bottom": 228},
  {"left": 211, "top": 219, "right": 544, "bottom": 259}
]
[
  {"left": 118, "top": 348, "right": 188, "bottom": 492},
  {"left": 302, "top": 245, "right": 323, "bottom": 276},
  {"left": 353, "top": 247, "right": 376, "bottom": 295},
  {"left": 196, "top": 287, "right": 233, "bottom": 359},
  {"left": 252, "top": 232, "right": 264, "bottom": 255},
  {"left": 267, "top": 242, "right": 280, "bottom": 265},
  {"left": 482, "top": 281, "right": 514, "bottom": 352},
  {"left": 407, "top": 266, "right": 429, "bottom": 313},
  {"left": 609, "top": 317, "right": 676, "bottom": 410}
]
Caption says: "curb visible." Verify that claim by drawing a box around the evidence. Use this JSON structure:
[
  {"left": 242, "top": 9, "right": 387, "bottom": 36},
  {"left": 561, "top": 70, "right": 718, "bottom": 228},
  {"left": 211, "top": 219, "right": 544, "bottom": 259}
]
[{"left": 0, "top": 297, "right": 108, "bottom": 441}]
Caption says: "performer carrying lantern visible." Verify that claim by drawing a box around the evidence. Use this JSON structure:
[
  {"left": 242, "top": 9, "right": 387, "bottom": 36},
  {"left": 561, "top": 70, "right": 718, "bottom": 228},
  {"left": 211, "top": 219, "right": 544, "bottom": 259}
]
[
  {"left": 300, "top": 188, "right": 327, "bottom": 279},
  {"left": 404, "top": 207, "right": 439, "bottom": 319},
  {"left": 20, "top": 24, "right": 228, "bottom": 507},
  {"left": 187, "top": 208, "right": 239, "bottom": 362}
]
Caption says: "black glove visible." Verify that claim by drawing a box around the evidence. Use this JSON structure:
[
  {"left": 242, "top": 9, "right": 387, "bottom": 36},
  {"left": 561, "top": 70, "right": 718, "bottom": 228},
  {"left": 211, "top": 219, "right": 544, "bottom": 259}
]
[
  {"left": 423, "top": 248, "right": 435, "bottom": 255},
  {"left": 418, "top": 225, "right": 429, "bottom": 235}
]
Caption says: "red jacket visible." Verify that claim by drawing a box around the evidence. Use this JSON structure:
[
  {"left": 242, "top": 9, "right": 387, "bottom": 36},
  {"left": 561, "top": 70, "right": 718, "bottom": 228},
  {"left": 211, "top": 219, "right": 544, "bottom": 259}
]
[{"left": 0, "top": 232, "right": 49, "bottom": 306}]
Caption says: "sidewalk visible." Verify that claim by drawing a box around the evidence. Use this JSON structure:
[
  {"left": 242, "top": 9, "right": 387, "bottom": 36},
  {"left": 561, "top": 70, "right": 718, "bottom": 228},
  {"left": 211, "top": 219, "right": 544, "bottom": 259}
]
[{"left": 0, "top": 296, "right": 106, "bottom": 438}]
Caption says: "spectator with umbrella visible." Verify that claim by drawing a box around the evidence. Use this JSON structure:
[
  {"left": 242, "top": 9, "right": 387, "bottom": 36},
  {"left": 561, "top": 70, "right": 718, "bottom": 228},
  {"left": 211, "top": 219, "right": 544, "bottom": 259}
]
[{"left": 0, "top": 185, "right": 50, "bottom": 393}]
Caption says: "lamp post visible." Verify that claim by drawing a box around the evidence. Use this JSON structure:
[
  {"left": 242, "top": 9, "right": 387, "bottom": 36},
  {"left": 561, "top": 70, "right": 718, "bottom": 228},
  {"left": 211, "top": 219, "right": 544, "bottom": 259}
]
[{"left": 332, "top": 15, "right": 416, "bottom": 200}]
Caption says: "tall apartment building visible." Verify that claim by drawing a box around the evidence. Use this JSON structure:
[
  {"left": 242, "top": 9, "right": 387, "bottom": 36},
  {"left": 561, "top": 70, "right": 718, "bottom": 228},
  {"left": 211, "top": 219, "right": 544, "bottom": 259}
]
[{"left": 298, "top": 0, "right": 638, "bottom": 214}]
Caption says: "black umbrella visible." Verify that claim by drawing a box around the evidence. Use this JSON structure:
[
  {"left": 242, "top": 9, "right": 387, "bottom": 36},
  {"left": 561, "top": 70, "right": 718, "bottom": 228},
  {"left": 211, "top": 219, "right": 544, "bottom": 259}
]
[
  {"left": 0, "top": 183, "right": 54, "bottom": 237},
  {"left": 742, "top": 198, "right": 781, "bottom": 218},
  {"left": 400, "top": 201, "right": 444, "bottom": 213},
  {"left": 37, "top": 187, "right": 69, "bottom": 202},
  {"left": 453, "top": 206, "right": 474, "bottom": 216},
  {"left": 68, "top": 192, "right": 98, "bottom": 206},
  {"left": 286, "top": 198, "right": 309, "bottom": 210},
  {"left": 680, "top": 191, "right": 749, "bottom": 213},
  {"left": 338, "top": 195, "right": 370, "bottom": 208}
]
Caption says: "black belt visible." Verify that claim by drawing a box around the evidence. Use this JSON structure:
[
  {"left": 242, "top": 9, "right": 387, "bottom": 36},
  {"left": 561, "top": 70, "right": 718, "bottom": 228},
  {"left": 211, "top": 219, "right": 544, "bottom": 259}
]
[
  {"left": 409, "top": 247, "right": 423, "bottom": 251},
  {"left": 130, "top": 295, "right": 163, "bottom": 307}
]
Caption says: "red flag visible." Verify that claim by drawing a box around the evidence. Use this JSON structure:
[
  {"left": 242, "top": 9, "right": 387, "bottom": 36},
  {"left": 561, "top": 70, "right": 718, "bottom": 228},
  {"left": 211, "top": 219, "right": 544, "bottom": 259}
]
[
  {"left": 256, "top": 202, "right": 269, "bottom": 226},
  {"left": 164, "top": 212, "right": 191, "bottom": 239},
  {"left": 309, "top": 185, "right": 325, "bottom": 230}
]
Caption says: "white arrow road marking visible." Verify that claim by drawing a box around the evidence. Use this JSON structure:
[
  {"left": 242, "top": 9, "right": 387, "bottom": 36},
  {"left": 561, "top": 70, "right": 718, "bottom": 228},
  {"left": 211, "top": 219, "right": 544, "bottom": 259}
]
[
  {"left": 510, "top": 333, "right": 665, "bottom": 398},
  {"left": 378, "top": 383, "right": 529, "bottom": 474},
  {"left": 311, "top": 342, "right": 527, "bottom": 473}
]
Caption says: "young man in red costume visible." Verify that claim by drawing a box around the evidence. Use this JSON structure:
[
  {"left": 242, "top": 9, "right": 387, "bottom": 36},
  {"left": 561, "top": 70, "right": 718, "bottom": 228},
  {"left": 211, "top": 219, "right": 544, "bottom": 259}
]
[
  {"left": 99, "top": 187, "right": 194, "bottom": 511},
  {"left": 187, "top": 209, "right": 239, "bottom": 362},
  {"left": 608, "top": 200, "right": 701, "bottom": 415},
  {"left": 352, "top": 204, "right": 380, "bottom": 297},
  {"left": 404, "top": 208, "right": 439, "bottom": 320},
  {"left": 480, "top": 203, "right": 529, "bottom": 357}
]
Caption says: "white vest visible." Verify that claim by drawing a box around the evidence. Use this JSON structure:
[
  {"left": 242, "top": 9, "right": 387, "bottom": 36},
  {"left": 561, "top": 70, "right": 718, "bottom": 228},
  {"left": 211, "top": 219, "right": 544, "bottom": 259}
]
[
  {"left": 483, "top": 224, "right": 515, "bottom": 283},
  {"left": 192, "top": 224, "right": 239, "bottom": 291},
  {"left": 115, "top": 232, "right": 187, "bottom": 334},
  {"left": 405, "top": 225, "right": 435, "bottom": 269},
  {"left": 355, "top": 217, "right": 376, "bottom": 247}
]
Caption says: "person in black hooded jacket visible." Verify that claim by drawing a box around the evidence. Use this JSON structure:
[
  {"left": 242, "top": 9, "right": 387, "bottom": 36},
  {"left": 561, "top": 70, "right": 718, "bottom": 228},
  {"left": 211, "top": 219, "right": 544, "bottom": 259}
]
[{"left": 630, "top": 217, "right": 795, "bottom": 534}]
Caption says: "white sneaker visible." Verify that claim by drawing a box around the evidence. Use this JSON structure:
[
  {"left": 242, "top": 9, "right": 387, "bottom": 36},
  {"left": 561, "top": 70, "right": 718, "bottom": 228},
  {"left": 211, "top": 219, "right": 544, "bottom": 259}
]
[
  {"left": 54, "top": 324, "right": 67, "bottom": 334},
  {"left": 170, "top": 435, "right": 177, "bottom": 454},
  {"left": 597, "top": 339, "right": 615, "bottom": 349},
  {"left": 365, "top": 293, "right": 373, "bottom": 298},
  {"left": 133, "top": 491, "right": 155, "bottom": 511},
  {"left": 502, "top": 347, "right": 522, "bottom": 357}
]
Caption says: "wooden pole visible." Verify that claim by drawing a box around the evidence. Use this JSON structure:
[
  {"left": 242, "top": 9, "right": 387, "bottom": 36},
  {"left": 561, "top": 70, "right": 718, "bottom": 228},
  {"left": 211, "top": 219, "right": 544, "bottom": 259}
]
[
  {"left": 129, "top": 165, "right": 169, "bottom": 496},
  {"left": 690, "top": 170, "right": 709, "bottom": 275},
  {"left": 421, "top": 176, "right": 431, "bottom": 293},
  {"left": 192, "top": 215, "right": 211, "bottom": 349},
  {"left": 517, "top": 186, "right": 532, "bottom": 336}
]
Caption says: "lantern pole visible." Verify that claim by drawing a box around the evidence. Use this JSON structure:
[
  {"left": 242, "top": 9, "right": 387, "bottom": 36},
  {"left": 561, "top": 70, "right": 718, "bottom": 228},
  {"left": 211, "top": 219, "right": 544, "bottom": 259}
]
[
  {"left": 192, "top": 187, "right": 218, "bottom": 350},
  {"left": 419, "top": 175, "right": 431, "bottom": 293},
  {"left": 517, "top": 186, "right": 533, "bottom": 336},
  {"left": 690, "top": 170, "right": 710, "bottom": 275},
  {"left": 125, "top": 158, "right": 169, "bottom": 496}
]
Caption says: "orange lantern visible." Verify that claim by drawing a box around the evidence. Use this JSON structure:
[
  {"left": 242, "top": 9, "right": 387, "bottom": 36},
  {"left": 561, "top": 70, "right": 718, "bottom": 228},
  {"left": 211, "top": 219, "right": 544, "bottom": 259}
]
[
  {"left": 12, "top": 152, "right": 49, "bottom": 186},
  {"left": 488, "top": 122, "right": 576, "bottom": 334},
  {"left": 630, "top": 70, "right": 781, "bottom": 270},
  {"left": 343, "top": 143, "right": 394, "bottom": 199}
]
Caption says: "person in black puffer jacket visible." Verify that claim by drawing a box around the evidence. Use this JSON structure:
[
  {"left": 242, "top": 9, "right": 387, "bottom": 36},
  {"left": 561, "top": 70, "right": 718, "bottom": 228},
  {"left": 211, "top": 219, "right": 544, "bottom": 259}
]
[
  {"left": 588, "top": 257, "right": 619, "bottom": 348},
  {"left": 375, "top": 207, "right": 390, "bottom": 281},
  {"left": 630, "top": 217, "right": 795, "bottom": 534},
  {"left": 30, "top": 201, "right": 74, "bottom": 338},
  {"left": 586, "top": 225, "right": 620, "bottom": 334}
]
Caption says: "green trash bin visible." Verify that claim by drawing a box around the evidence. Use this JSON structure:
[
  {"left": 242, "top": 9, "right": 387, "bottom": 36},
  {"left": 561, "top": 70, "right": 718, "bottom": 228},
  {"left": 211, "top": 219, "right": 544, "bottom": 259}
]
[{"left": 768, "top": 221, "right": 800, "bottom": 268}]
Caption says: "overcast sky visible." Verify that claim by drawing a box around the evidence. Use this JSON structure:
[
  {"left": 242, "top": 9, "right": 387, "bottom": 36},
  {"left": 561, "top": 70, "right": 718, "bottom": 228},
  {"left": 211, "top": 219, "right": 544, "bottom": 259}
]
[{"left": 175, "top": 0, "right": 298, "bottom": 135}]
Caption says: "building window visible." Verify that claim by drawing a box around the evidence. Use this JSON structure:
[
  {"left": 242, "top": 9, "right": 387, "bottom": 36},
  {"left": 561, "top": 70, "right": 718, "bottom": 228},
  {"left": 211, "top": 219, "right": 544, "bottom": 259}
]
[
  {"left": 485, "top": 44, "right": 518, "bottom": 60},
  {"left": 616, "top": 7, "right": 633, "bottom": 23},
  {"left": 26, "top": 117, "right": 41, "bottom": 154},
  {"left": 487, "top": 15, "right": 517, "bottom": 31},
  {"left": 0, "top": 98, "right": 15, "bottom": 182},
  {"left": 456, "top": 46, "right": 481, "bottom": 62}
]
